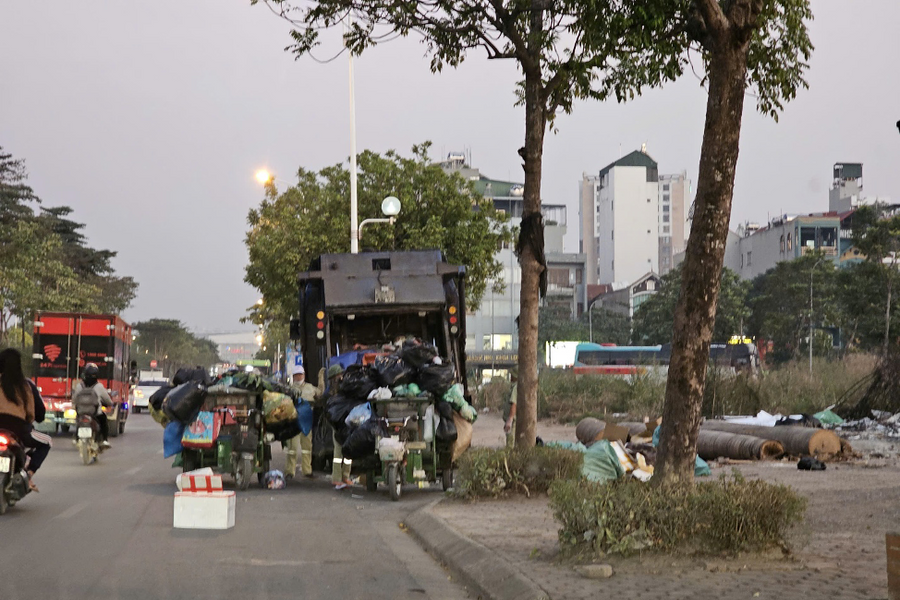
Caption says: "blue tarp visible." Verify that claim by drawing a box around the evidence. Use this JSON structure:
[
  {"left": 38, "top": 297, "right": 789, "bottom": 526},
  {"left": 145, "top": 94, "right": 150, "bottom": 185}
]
[
  {"left": 297, "top": 400, "right": 313, "bottom": 436},
  {"left": 163, "top": 421, "right": 186, "bottom": 458}
]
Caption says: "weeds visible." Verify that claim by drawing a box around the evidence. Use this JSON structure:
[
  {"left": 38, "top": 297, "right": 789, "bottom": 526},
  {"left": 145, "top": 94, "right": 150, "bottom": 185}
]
[
  {"left": 452, "top": 446, "right": 583, "bottom": 499},
  {"left": 549, "top": 471, "right": 807, "bottom": 557}
]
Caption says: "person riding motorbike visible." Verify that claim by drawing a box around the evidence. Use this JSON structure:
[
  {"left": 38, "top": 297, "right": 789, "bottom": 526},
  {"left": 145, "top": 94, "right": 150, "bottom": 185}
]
[
  {"left": 72, "top": 363, "right": 113, "bottom": 449},
  {"left": 0, "top": 348, "right": 50, "bottom": 492}
]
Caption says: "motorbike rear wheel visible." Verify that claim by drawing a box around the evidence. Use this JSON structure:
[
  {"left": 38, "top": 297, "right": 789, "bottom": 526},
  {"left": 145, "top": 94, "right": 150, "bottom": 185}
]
[
  {"left": 0, "top": 471, "right": 10, "bottom": 515},
  {"left": 79, "top": 442, "right": 92, "bottom": 466}
]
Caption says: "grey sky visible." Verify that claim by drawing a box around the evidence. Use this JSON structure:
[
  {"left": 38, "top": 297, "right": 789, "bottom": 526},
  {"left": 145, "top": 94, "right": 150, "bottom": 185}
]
[{"left": 2, "top": 1, "right": 898, "bottom": 334}]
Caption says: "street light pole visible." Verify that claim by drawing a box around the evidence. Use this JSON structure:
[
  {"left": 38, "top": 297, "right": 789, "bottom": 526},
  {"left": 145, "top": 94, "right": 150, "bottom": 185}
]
[
  {"left": 809, "top": 257, "right": 824, "bottom": 375},
  {"left": 588, "top": 297, "right": 600, "bottom": 343},
  {"left": 348, "top": 19, "right": 359, "bottom": 254}
]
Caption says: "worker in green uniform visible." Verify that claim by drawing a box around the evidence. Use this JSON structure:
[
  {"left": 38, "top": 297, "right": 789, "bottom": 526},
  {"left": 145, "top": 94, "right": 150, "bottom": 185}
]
[
  {"left": 285, "top": 364, "right": 319, "bottom": 480},
  {"left": 322, "top": 364, "right": 353, "bottom": 489}
]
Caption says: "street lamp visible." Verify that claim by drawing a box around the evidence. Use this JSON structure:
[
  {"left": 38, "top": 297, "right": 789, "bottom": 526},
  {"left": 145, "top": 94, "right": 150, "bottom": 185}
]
[
  {"left": 588, "top": 296, "right": 601, "bottom": 344},
  {"left": 358, "top": 196, "right": 401, "bottom": 245}
]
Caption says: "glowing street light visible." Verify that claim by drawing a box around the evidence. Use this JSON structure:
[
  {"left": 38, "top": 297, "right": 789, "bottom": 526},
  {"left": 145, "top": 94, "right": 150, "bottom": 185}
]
[{"left": 255, "top": 169, "right": 273, "bottom": 185}]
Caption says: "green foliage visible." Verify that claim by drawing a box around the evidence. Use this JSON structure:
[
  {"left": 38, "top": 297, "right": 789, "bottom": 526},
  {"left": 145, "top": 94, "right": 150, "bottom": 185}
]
[
  {"left": 133, "top": 319, "right": 220, "bottom": 375},
  {"left": 0, "top": 145, "right": 137, "bottom": 343},
  {"left": 453, "top": 446, "right": 584, "bottom": 499},
  {"left": 538, "top": 368, "right": 666, "bottom": 422},
  {"left": 747, "top": 253, "right": 839, "bottom": 362},
  {"left": 539, "top": 303, "right": 630, "bottom": 352},
  {"left": 550, "top": 471, "right": 807, "bottom": 556},
  {"left": 632, "top": 265, "right": 749, "bottom": 345},
  {"left": 244, "top": 143, "right": 511, "bottom": 321}
]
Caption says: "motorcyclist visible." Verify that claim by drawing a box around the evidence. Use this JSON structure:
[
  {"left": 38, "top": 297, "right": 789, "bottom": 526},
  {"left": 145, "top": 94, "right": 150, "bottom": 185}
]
[
  {"left": 0, "top": 348, "right": 51, "bottom": 492},
  {"left": 72, "top": 363, "right": 113, "bottom": 449}
]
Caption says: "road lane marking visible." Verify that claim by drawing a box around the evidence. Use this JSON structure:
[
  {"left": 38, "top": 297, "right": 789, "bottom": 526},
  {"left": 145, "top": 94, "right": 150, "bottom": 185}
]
[{"left": 54, "top": 502, "right": 87, "bottom": 520}]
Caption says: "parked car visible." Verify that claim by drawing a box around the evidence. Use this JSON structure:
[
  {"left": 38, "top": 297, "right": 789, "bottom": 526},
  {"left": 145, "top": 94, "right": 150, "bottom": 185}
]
[{"left": 130, "top": 376, "right": 168, "bottom": 413}]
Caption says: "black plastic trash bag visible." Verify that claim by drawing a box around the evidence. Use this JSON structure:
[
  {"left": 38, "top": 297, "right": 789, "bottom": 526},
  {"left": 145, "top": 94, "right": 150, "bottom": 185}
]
[
  {"left": 341, "top": 418, "right": 386, "bottom": 460},
  {"left": 400, "top": 340, "right": 439, "bottom": 369},
  {"left": 162, "top": 382, "right": 207, "bottom": 424},
  {"left": 435, "top": 401, "right": 458, "bottom": 444},
  {"left": 417, "top": 363, "right": 455, "bottom": 397},
  {"left": 173, "top": 367, "right": 211, "bottom": 386},
  {"left": 797, "top": 457, "right": 826, "bottom": 471},
  {"left": 268, "top": 418, "right": 301, "bottom": 442},
  {"left": 776, "top": 414, "right": 822, "bottom": 428},
  {"left": 325, "top": 393, "right": 358, "bottom": 429},
  {"left": 374, "top": 355, "right": 415, "bottom": 387},
  {"left": 339, "top": 365, "right": 378, "bottom": 401},
  {"left": 149, "top": 385, "right": 174, "bottom": 411}
]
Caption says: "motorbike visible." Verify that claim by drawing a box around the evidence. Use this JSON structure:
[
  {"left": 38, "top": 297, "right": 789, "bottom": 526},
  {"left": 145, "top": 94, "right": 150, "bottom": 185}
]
[
  {"left": 0, "top": 430, "right": 33, "bottom": 515},
  {"left": 75, "top": 412, "right": 105, "bottom": 465}
]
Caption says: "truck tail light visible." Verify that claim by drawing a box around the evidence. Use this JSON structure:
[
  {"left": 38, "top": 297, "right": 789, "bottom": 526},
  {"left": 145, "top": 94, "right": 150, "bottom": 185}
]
[{"left": 0, "top": 434, "right": 9, "bottom": 452}]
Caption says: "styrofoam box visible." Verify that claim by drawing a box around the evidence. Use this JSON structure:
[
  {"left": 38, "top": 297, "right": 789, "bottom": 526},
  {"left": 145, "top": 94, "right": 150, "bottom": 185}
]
[{"left": 173, "top": 491, "right": 235, "bottom": 530}]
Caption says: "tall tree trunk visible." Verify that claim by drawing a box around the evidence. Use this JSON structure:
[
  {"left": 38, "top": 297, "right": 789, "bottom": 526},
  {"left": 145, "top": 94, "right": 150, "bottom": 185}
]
[
  {"left": 655, "top": 38, "right": 750, "bottom": 485},
  {"left": 514, "top": 3, "right": 547, "bottom": 449},
  {"left": 884, "top": 263, "right": 894, "bottom": 355}
]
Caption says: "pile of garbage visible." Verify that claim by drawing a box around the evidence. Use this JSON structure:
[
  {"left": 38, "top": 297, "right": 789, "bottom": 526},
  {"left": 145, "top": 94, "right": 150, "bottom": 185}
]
[
  {"left": 833, "top": 410, "right": 900, "bottom": 442},
  {"left": 151, "top": 367, "right": 312, "bottom": 458},
  {"left": 326, "top": 340, "right": 476, "bottom": 462}
]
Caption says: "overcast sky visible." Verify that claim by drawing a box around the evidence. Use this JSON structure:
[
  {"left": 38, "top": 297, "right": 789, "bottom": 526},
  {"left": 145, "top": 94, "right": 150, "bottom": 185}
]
[{"left": 2, "top": 1, "right": 898, "bottom": 334}]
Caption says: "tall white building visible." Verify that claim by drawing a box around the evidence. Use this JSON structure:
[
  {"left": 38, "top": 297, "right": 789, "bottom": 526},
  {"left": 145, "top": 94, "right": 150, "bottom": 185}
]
[
  {"left": 658, "top": 172, "right": 691, "bottom": 275},
  {"left": 580, "top": 149, "right": 661, "bottom": 286}
]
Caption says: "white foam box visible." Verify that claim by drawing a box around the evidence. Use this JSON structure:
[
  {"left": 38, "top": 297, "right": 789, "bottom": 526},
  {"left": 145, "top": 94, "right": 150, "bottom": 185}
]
[{"left": 173, "top": 491, "right": 235, "bottom": 530}]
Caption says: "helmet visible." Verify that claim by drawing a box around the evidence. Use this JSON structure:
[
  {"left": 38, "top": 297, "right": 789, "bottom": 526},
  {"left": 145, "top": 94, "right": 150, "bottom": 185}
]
[
  {"left": 327, "top": 364, "right": 344, "bottom": 379},
  {"left": 83, "top": 363, "right": 100, "bottom": 379}
]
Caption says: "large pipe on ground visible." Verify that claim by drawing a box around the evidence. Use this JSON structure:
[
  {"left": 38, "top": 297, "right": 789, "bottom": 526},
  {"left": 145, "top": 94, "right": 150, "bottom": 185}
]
[
  {"left": 696, "top": 430, "right": 784, "bottom": 461},
  {"left": 701, "top": 421, "right": 845, "bottom": 457}
]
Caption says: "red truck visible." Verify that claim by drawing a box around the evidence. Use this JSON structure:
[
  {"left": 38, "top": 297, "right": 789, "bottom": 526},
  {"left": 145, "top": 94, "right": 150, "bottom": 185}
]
[{"left": 32, "top": 312, "right": 133, "bottom": 437}]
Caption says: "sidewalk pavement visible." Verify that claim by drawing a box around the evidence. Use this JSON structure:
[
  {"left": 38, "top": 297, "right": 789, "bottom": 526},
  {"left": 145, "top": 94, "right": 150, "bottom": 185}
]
[{"left": 405, "top": 412, "right": 893, "bottom": 600}]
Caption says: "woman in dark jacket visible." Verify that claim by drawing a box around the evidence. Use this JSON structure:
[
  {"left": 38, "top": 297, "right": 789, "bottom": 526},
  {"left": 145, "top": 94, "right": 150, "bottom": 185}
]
[{"left": 0, "top": 348, "right": 51, "bottom": 491}]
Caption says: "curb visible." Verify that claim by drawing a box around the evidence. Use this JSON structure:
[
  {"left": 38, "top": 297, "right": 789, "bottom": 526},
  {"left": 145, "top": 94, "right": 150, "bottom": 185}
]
[{"left": 405, "top": 498, "right": 551, "bottom": 600}]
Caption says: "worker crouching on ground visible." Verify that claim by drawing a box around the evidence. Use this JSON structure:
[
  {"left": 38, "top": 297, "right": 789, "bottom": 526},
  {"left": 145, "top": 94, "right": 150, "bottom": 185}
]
[{"left": 286, "top": 364, "right": 319, "bottom": 480}]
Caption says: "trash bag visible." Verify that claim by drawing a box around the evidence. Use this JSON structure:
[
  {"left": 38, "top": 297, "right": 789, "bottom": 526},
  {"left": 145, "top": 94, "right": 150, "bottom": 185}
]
[
  {"left": 400, "top": 340, "right": 439, "bottom": 369},
  {"left": 582, "top": 440, "right": 625, "bottom": 483},
  {"left": 297, "top": 400, "right": 313, "bottom": 437},
  {"left": 149, "top": 404, "right": 170, "bottom": 428},
  {"left": 325, "top": 393, "right": 358, "bottom": 429},
  {"left": 435, "top": 401, "right": 458, "bottom": 444},
  {"left": 341, "top": 418, "right": 386, "bottom": 460},
  {"left": 694, "top": 456, "right": 711, "bottom": 477},
  {"left": 417, "top": 363, "right": 455, "bottom": 397},
  {"left": 149, "top": 385, "right": 173, "bottom": 411},
  {"left": 268, "top": 418, "right": 301, "bottom": 442},
  {"left": 368, "top": 387, "right": 393, "bottom": 401},
  {"left": 374, "top": 355, "right": 415, "bottom": 387},
  {"left": 407, "top": 383, "right": 422, "bottom": 397},
  {"left": 442, "top": 383, "right": 467, "bottom": 410},
  {"left": 339, "top": 365, "right": 378, "bottom": 401},
  {"left": 163, "top": 421, "right": 186, "bottom": 458},
  {"left": 812, "top": 409, "right": 844, "bottom": 426},
  {"left": 263, "top": 391, "right": 298, "bottom": 425},
  {"left": 775, "top": 414, "right": 822, "bottom": 428},
  {"left": 162, "top": 382, "right": 207, "bottom": 424},
  {"left": 264, "top": 470, "right": 286, "bottom": 490},
  {"left": 458, "top": 403, "right": 478, "bottom": 423},
  {"left": 345, "top": 402, "right": 373, "bottom": 428},
  {"left": 173, "top": 367, "right": 211, "bottom": 386},
  {"left": 797, "top": 456, "right": 826, "bottom": 471}
]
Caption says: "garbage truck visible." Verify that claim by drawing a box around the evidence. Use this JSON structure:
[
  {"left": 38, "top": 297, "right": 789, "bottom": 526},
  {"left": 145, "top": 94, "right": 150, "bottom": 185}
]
[{"left": 291, "top": 250, "right": 470, "bottom": 489}]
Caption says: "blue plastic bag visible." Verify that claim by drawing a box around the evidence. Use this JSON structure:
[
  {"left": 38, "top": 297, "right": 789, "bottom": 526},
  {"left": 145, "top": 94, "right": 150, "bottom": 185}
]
[
  {"left": 297, "top": 400, "right": 313, "bottom": 436},
  {"left": 163, "top": 421, "right": 186, "bottom": 458},
  {"left": 345, "top": 402, "right": 373, "bottom": 428}
]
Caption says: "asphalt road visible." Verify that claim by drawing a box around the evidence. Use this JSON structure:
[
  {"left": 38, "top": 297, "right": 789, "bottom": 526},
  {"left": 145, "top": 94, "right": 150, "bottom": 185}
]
[{"left": 0, "top": 414, "right": 470, "bottom": 600}]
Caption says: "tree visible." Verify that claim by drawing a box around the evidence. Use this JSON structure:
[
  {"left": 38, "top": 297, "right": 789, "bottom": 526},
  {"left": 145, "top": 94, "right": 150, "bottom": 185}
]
[
  {"left": 654, "top": 0, "right": 813, "bottom": 485},
  {"left": 133, "top": 319, "right": 221, "bottom": 375},
  {"left": 538, "top": 303, "right": 629, "bottom": 353},
  {"left": 244, "top": 143, "right": 512, "bottom": 321},
  {"left": 0, "top": 145, "right": 38, "bottom": 227},
  {"left": 836, "top": 261, "right": 900, "bottom": 353},
  {"left": 253, "top": 0, "right": 686, "bottom": 448},
  {"left": 746, "top": 253, "right": 838, "bottom": 363},
  {"left": 632, "top": 265, "right": 749, "bottom": 345},
  {"left": 850, "top": 204, "right": 900, "bottom": 354}
]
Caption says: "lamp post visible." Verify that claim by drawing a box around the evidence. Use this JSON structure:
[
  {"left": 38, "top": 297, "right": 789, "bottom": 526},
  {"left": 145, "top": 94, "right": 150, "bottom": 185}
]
[
  {"left": 588, "top": 296, "right": 601, "bottom": 344},
  {"left": 358, "top": 196, "right": 401, "bottom": 245}
]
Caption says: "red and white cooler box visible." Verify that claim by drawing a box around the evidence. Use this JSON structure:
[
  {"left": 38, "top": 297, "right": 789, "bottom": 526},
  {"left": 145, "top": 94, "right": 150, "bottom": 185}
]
[{"left": 174, "top": 468, "right": 234, "bottom": 530}]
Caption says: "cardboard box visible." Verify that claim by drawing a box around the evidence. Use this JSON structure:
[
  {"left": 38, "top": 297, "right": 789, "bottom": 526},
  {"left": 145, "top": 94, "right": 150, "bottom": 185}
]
[
  {"left": 173, "top": 491, "right": 235, "bottom": 530},
  {"left": 599, "top": 423, "right": 630, "bottom": 443}
]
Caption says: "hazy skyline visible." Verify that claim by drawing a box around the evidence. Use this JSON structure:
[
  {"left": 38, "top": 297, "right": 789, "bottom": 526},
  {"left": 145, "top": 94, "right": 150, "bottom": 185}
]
[{"left": 2, "top": 1, "right": 898, "bottom": 333}]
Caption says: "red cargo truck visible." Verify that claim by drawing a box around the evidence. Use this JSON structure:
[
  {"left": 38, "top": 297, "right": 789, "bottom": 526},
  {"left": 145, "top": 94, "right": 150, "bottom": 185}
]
[{"left": 32, "top": 312, "right": 133, "bottom": 437}]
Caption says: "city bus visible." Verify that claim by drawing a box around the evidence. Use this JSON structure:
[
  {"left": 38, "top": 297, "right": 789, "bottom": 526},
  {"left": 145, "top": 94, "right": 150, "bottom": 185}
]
[{"left": 573, "top": 341, "right": 759, "bottom": 378}]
